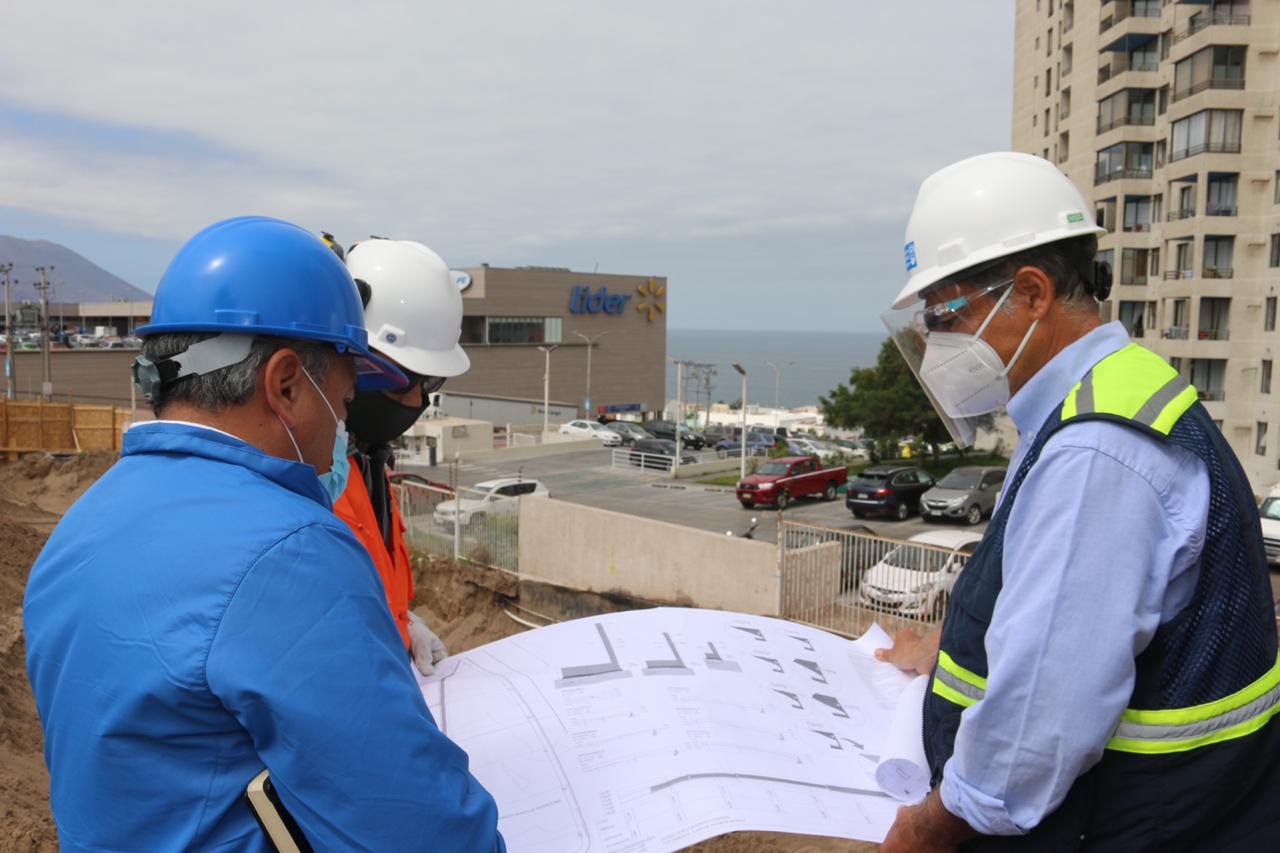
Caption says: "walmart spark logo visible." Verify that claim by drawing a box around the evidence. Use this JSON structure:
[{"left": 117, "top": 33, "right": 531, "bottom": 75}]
[{"left": 636, "top": 278, "right": 665, "bottom": 322}]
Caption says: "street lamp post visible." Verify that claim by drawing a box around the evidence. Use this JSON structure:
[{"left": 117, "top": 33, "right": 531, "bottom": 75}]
[
  {"left": 572, "top": 331, "right": 607, "bottom": 417},
  {"left": 667, "top": 356, "right": 684, "bottom": 471},
  {"left": 538, "top": 345, "right": 558, "bottom": 437},
  {"left": 731, "top": 363, "right": 748, "bottom": 481},
  {"left": 764, "top": 360, "right": 795, "bottom": 426},
  {"left": 2, "top": 263, "right": 14, "bottom": 400}
]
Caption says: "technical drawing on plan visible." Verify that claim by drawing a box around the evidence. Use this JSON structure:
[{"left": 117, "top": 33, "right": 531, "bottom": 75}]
[{"left": 419, "top": 607, "right": 923, "bottom": 852}]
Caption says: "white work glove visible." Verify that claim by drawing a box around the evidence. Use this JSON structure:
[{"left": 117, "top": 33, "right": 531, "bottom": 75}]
[{"left": 407, "top": 611, "right": 449, "bottom": 677}]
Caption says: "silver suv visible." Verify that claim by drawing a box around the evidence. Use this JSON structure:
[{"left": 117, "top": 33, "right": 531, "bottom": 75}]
[{"left": 920, "top": 466, "right": 1006, "bottom": 526}]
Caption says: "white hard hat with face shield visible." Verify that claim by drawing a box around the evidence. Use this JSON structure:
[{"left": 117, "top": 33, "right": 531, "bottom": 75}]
[{"left": 882, "top": 152, "right": 1106, "bottom": 447}]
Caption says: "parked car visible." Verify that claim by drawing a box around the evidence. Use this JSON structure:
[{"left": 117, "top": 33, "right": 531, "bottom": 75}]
[
  {"left": 1260, "top": 485, "right": 1280, "bottom": 567},
  {"left": 858, "top": 529, "right": 983, "bottom": 618},
  {"left": 432, "top": 477, "right": 548, "bottom": 530},
  {"left": 714, "top": 432, "right": 774, "bottom": 458},
  {"left": 642, "top": 420, "right": 706, "bottom": 449},
  {"left": 846, "top": 466, "right": 936, "bottom": 521},
  {"left": 628, "top": 438, "right": 697, "bottom": 471},
  {"left": 559, "top": 419, "right": 622, "bottom": 446},
  {"left": 702, "top": 424, "right": 736, "bottom": 444},
  {"left": 736, "top": 455, "right": 849, "bottom": 510},
  {"left": 601, "top": 421, "right": 653, "bottom": 446},
  {"left": 919, "top": 466, "right": 1005, "bottom": 525},
  {"left": 787, "top": 437, "right": 841, "bottom": 462}
]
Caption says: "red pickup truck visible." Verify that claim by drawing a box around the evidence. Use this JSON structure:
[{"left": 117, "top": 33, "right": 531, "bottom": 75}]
[{"left": 735, "top": 455, "right": 849, "bottom": 510}]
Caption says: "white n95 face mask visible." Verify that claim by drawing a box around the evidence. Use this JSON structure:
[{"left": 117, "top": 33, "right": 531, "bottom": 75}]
[{"left": 919, "top": 284, "right": 1038, "bottom": 419}]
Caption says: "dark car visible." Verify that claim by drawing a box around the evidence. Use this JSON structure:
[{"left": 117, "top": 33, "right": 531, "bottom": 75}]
[
  {"left": 715, "top": 431, "right": 774, "bottom": 458},
  {"left": 642, "top": 420, "right": 706, "bottom": 449},
  {"left": 845, "top": 466, "right": 936, "bottom": 521},
  {"left": 602, "top": 421, "right": 653, "bottom": 446},
  {"left": 702, "top": 424, "right": 738, "bottom": 445},
  {"left": 629, "top": 438, "right": 698, "bottom": 471}
]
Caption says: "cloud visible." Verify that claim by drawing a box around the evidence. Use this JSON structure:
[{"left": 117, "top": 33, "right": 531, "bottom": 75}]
[{"left": 0, "top": 0, "right": 1012, "bottom": 330}]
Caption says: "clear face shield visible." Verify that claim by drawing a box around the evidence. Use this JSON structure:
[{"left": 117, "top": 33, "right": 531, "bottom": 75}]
[{"left": 879, "top": 279, "right": 1017, "bottom": 450}]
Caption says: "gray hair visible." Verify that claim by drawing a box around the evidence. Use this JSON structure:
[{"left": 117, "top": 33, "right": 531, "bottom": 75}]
[
  {"left": 141, "top": 333, "right": 335, "bottom": 416},
  {"left": 959, "top": 234, "right": 1101, "bottom": 311}
]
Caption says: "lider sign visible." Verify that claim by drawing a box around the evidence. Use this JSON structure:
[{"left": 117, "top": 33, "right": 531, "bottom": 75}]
[{"left": 569, "top": 286, "right": 631, "bottom": 316}]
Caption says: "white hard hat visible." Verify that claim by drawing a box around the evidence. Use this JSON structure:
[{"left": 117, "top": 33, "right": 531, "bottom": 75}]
[
  {"left": 892, "top": 152, "right": 1105, "bottom": 309},
  {"left": 346, "top": 239, "right": 471, "bottom": 377}
]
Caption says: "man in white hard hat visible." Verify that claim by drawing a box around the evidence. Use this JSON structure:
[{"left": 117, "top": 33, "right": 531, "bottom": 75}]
[
  {"left": 327, "top": 237, "right": 470, "bottom": 677},
  {"left": 876, "top": 152, "right": 1280, "bottom": 851}
]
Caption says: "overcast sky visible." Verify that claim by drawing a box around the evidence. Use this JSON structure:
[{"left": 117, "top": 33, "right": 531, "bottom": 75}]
[{"left": 0, "top": 2, "right": 1013, "bottom": 332}]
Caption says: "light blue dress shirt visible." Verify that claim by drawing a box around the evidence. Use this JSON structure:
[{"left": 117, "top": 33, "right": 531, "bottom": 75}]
[{"left": 938, "top": 321, "right": 1210, "bottom": 835}]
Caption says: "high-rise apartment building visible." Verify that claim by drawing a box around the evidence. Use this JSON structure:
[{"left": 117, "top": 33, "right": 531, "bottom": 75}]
[{"left": 1014, "top": 0, "right": 1280, "bottom": 492}]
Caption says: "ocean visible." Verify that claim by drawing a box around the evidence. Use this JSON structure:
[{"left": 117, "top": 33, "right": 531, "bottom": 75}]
[{"left": 666, "top": 329, "right": 886, "bottom": 411}]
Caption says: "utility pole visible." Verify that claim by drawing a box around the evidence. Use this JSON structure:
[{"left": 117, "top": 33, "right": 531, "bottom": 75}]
[
  {"left": 34, "top": 265, "right": 54, "bottom": 400},
  {"left": 668, "top": 356, "right": 684, "bottom": 470},
  {"left": 538, "top": 344, "right": 558, "bottom": 437},
  {"left": 572, "top": 331, "right": 606, "bottom": 417},
  {"left": 2, "top": 263, "right": 14, "bottom": 400},
  {"left": 732, "top": 363, "right": 749, "bottom": 481}
]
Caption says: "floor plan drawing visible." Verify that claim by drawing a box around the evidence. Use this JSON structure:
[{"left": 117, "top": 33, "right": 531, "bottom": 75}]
[{"left": 418, "top": 608, "right": 924, "bottom": 851}]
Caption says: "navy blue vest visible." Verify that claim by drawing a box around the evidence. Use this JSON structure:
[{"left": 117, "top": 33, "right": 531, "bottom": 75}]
[{"left": 922, "top": 346, "right": 1280, "bottom": 851}]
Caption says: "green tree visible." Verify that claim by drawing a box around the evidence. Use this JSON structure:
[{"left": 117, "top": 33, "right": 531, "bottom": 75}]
[{"left": 819, "top": 337, "right": 952, "bottom": 459}]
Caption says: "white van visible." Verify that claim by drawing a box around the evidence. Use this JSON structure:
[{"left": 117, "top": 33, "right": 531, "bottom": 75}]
[{"left": 1260, "top": 487, "right": 1280, "bottom": 567}]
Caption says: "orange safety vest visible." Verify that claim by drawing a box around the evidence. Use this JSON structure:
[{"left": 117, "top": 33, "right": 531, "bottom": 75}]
[{"left": 333, "top": 457, "right": 414, "bottom": 651}]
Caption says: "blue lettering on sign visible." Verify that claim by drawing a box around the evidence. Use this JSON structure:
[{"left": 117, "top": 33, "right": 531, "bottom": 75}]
[
  {"left": 904, "top": 241, "right": 918, "bottom": 273},
  {"left": 570, "top": 286, "right": 632, "bottom": 316}
]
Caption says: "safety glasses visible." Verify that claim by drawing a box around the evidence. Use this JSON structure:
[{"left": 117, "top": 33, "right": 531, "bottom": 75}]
[
  {"left": 385, "top": 371, "right": 448, "bottom": 398},
  {"left": 913, "top": 279, "right": 1014, "bottom": 334}
]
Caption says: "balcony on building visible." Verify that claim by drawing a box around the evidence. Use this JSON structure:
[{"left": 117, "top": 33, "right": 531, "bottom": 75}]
[
  {"left": 1169, "top": 108, "right": 1243, "bottom": 162},
  {"left": 1172, "top": 45, "right": 1246, "bottom": 103},
  {"left": 1095, "top": 141, "right": 1154, "bottom": 185},
  {"left": 1168, "top": 173, "right": 1198, "bottom": 220},
  {"left": 1165, "top": 236, "right": 1196, "bottom": 280},
  {"left": 1096, "top": 88, "right": 1157, "bottom": 134},
  {"left": 1097, "top": 34, "right": 1159, "bottom": 86},
  {"left": 1190, "top": 358, "right": 1227, "bottom": 402},
  {"left": 1100, "top": 0, "right": 1162, "bottom": 34},
  {"left": 1173, "top": 2, "right": 1252, "bottom": 46},
  {"left": 1121, "top": 247, "right": 1157, "bottom": 285},
  {"left": 1198, "top": 296, "right": 1231, "bottom": 341},
  {"left": 1121, "top": 196, "right": 1154, "bottom": 233}
]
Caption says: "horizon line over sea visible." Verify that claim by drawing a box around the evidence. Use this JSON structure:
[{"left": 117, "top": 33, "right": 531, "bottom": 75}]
[{"left": 665, "top": 328, "right": 887, "bottom": 411}]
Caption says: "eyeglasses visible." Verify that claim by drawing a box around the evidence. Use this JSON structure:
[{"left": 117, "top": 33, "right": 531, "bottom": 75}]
[
  {"left": 913, "top": 279, "right": 1013, "bottom": 334},
  {"left": 386, "top": 371, "right": 448, "bottom": 398}
]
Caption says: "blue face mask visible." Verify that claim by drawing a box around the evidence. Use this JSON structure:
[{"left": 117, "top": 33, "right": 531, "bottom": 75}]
[{"left": 278, "top": 367, "right": 351, "bottom": 504}]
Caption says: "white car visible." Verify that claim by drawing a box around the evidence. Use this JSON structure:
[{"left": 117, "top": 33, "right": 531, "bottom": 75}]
[
  {"left": 1260, "top": 487, "right": 1280, "bottom": 566},
  {"left": 433, "top": 478, "right": 549, "bottom": 530},
  {"left": 788, "top": 437, "right": 840, "bottom": 462},
  {"left": 559, "top": 419, "right": 622, "bottom": 446},
  {"left": 857, "top": 529, "right": 983, "bottom": 618}
]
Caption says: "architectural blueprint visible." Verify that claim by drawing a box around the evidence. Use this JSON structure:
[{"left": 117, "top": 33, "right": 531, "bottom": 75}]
[{"left": 416, "top": 608, "right": 927, "bottom": 851}]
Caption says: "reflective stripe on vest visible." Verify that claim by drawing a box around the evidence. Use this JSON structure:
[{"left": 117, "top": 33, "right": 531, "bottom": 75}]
[
  {"left": 931, "top": 650, "right": 988, "bottom": 708},
  {"left": 1107, "top": 654, "right": 1280, "bottom": 754},
  {"left": 1060, "top": 343, "right": 1199, "bottom": 434}
]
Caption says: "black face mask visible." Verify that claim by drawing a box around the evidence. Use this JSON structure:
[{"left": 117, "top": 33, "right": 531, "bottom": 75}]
[{"left": 345, "top": 388, "right": 430, "bottom": 447}]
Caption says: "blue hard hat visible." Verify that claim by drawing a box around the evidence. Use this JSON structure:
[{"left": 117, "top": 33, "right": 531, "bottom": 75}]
[{"left": 137, "top": 216, "right": 405, "bottom": 390}]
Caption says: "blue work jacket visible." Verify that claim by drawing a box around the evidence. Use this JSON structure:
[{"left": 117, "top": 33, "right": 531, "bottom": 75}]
[{"left": 24, "top": 423, "right": 503, "bottom": 852}]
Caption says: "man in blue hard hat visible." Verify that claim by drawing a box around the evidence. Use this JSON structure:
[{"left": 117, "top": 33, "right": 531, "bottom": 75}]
[{"left": 23, "top": 217, "right": 505, "bottom": 851}]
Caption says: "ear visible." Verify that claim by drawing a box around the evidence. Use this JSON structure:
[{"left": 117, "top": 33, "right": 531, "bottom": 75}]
[
  {"left": 262, "top": 348, "right": 306, "bottom": 427},
  {"left": 1012, "top": 265, "right": 1055, "bottom": 321}
]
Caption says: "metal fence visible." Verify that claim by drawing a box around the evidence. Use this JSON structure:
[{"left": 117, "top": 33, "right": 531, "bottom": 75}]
[
  {"left": 778, "top": 520, "right": 974, "bottom": 638},
  {"left": 394, "top": 480, "right": 520, "bottom": 572}
]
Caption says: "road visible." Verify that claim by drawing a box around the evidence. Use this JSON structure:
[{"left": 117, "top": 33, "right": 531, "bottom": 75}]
[{"left": 402, "top": 448, "right": 988, "bottom": 544}]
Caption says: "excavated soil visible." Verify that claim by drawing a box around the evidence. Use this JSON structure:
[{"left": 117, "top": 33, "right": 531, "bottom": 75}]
[{"left": 2, "top": 453, "right": 877, "bottom": 850}]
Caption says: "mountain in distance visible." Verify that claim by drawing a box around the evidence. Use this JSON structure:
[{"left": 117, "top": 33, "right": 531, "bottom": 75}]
[{"left": 0, "top": 235, "right": 151, "bottom": 304}]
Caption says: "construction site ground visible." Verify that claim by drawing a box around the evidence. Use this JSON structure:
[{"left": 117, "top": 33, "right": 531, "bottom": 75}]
[{"left": 0, "top": 454, "right": 876, "bottom": 852}]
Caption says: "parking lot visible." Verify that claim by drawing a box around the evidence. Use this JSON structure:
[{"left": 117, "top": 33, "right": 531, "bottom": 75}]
[{"left": 401, "top": 448, "right": 988, "bottom": 544}]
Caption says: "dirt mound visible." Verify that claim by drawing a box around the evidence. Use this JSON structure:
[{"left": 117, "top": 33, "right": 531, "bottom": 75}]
[
  {"left": 1, "top": 450, "right": 117, "bottom": 522},
  {"left": 411, "top": 555, "right": 524, "bottom": 653}
]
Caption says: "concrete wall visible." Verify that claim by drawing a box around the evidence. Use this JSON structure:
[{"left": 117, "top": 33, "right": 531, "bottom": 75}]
[
  {"left": 670, "top": 456, "right": 748, "bottom": 480},
  {"left": 7, "top": 350, "right": 139, "bottom": 406},
  {"left": 519, "top": 497, "right": 779, "bottom": 615},
  {"left": 456, "top": 437, "right": 599, "bottom": 465}
]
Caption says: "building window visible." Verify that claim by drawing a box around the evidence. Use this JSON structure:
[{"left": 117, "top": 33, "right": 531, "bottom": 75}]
[
  {"left": 1191, "top": 359, "right": 1226, "bottom": 402},
  {"left": 1270, "top": 234, "right": 1280, "bottom": 268},
  {"left": 1118, "top": 301, "right": 1145, "bottom": 336},
  {"left": 1095, "top": 142, "right": 1153, "bottom": 184},
  {"left": 485, "top": 316, "right": 563, "bottom": 345},
  {"left": 1203, "top": 236, "right": 1234, "bottom": 278},
  {"left": 1257, "top": 422, "right": 1268, "bottom": 457},
  {"left": 1173, "top": 46, "right": 1246, "bottom": 102},
  {"left": 1266, "top": 297, "right": 1277, "bottom": 332},
  {"left": 1275, "top": 170, "right": 1279, "bottom": 204},
  {"left": 1198, "top": 297, "right": 1230, "bottom": 341},
  {"left": 1206, "top": 174, "right": 1238, "bottom": 216},
  {"left": 1121, "top": 248, "right": 1153, "bottom": 284},
  {"left": 460, "top": 316, "right": 485, "bottom": 344},
  {"left": 1262, "top": 360, "right": 1273, "bottom": 395},
  {"left": 1170, "top": 109, "right": 1243, "bottom": 161},
  {"left": 1123, "top": 197, "right": 1152, "bottom": 232}
]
